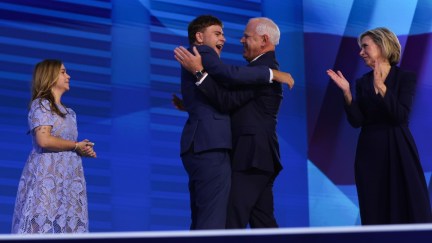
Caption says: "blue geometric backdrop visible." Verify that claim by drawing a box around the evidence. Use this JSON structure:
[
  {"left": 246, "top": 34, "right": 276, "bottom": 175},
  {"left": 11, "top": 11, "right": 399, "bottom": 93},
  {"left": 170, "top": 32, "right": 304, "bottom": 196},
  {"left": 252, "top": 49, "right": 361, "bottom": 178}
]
[{"left": 0, "top": 0, "right": 431, "bottom": 233}]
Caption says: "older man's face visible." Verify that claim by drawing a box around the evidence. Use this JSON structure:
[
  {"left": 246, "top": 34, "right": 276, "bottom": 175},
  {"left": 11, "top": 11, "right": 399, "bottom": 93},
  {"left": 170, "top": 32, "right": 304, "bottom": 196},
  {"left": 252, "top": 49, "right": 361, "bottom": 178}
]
[{"left": 240, "top": 21, "right": 264, "bottom": 62}]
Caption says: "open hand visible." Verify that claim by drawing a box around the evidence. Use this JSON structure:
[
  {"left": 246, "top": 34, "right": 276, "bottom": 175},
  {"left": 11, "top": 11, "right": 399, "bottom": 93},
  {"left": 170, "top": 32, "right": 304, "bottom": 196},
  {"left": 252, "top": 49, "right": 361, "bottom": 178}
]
[
  {"left": 174, "top": 46, "right": 204, "bottom": 74},
  {"left": 326, "top": 69, "right": 350, "bottom": 93},
  {"left": 327, "top": 69, "right": 353, "bottom": 104}
]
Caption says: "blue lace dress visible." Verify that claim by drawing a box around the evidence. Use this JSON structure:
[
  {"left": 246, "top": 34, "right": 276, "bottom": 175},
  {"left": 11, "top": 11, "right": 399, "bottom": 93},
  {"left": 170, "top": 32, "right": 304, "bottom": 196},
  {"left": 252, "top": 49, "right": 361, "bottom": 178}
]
[{"left": 12, "top": 99, "right": 89, "bottom": 233}]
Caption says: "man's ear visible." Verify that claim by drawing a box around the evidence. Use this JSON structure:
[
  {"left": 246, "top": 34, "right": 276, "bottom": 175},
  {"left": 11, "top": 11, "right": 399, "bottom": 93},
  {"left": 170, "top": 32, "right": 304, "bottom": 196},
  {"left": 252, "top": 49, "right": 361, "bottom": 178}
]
[
  {"left": 261, "top": 35, "right": 270, "bottom": 47},
  {"left": 195, "top": 32, "right": 204, "bottom": 44},
  {"left": 262, "top": 34, "right": 269, "bottom": 45}
]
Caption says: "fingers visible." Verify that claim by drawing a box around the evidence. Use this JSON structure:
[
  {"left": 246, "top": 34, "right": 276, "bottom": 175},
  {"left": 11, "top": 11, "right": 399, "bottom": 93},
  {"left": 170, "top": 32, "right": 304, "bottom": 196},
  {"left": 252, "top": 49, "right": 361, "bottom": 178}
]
[
  {"left": 287, "top": 82, "right": 294, "bottom": 90},
  {"left": 327, "top": 69, "right": 350, "bottom": 92},
  {"left": 174, "top": 54, "right": 182, "bottom": 63},
  {"left": 326, "top": 69, "right": 339, "bottom": 76},
  {"left": 174, "top": 46, "right": 199, "bottom": 61},
  {"left": 80, "top": 139, "right": 93, "bottom": 147},
  {"left": 177, "top": 46, "right": 191, "bottom": 58},
  {"left": 174, "top": 48, "right": 184, "bottom": 63},
  {"left": 174, "top": 46, "right": 189, "bottom": 63},
  {"left": 192, "top": 46, "right": 199, "bottom": 56},
  {"left": 326, "top": 69, "right": 345, "bottom": 81},
  {"left": 81, "top": 146, "right": 96, "bottom": 158},
  {"left": 326, "top": 69, "right": 337, "bottom": 80},
  {"left": 286, "top": 73, "right": 294, "bottom": 90},
  {"left": 336, "top": 70, "right": 345, "bottom": 79},
  {"left": 87, "top": 149, "right": 96, "bottom": 158},
  {"left": 76, "top": 139, "right": 97, "bottom": 158},
  {"left": 326, "top": 69, "right": 338, "bottom": 79}
]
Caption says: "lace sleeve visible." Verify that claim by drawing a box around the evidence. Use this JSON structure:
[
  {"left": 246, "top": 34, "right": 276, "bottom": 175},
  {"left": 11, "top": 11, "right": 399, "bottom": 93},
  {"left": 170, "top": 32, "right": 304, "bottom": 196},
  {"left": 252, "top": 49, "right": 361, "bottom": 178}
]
[{"left": 28, "top": 99, "right": 55, "bottom": 131}]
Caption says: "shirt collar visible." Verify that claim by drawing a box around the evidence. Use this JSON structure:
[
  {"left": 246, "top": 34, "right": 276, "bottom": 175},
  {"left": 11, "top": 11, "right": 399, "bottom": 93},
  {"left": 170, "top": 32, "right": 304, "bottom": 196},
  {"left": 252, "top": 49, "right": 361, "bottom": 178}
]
[{"left": 250, "top": 53, "right": 266, "bottom": 63}]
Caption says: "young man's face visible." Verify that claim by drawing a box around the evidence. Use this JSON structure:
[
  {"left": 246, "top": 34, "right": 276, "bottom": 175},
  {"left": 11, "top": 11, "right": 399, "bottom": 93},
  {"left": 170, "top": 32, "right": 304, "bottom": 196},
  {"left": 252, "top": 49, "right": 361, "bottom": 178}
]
[{"left": 196, "top": 24, "right": 225, "bottom": 56}]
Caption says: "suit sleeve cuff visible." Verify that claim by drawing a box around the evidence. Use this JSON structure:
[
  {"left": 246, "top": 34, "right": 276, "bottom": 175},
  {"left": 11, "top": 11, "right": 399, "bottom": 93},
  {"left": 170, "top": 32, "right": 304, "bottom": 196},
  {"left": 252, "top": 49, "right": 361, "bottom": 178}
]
[
  {"left": 269, "top": 68, "right": 273, "bottom": 83},
  {"left": 195, "top": 72, "right": 209, "bottom": 86}
]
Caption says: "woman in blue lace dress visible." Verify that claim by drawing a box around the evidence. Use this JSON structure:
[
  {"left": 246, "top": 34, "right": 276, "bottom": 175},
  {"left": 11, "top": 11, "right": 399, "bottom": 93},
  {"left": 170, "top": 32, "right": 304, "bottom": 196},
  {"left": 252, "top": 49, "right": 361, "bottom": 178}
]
[{"left": 12, "top": 59, "right": 97, "bottom": 233}]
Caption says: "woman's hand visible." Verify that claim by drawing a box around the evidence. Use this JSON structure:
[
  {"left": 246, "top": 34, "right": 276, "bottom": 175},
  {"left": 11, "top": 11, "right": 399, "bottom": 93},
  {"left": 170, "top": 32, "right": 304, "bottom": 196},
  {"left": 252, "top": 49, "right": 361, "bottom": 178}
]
[
  {"left": 75, "top": 139, "right": 97, "bottom": 158},
  {"left": 327, "top": 69, "right": 352, "bottom": 104},
  {"left": 373, "top": 59, "right": 389, "bottom": 96}
]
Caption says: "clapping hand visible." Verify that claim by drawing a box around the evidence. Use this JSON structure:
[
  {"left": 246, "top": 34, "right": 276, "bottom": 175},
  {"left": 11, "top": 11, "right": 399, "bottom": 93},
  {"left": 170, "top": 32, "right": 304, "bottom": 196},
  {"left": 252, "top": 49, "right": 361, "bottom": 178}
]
[
  {"left": 327, "top": 69, "right": 350, "bottom": 93},
  {"left": 327, "top": 69, "right": 352, "bottom": 104},
  {"left": 372, "top": 59, "right": 389, "bottom": 96}
]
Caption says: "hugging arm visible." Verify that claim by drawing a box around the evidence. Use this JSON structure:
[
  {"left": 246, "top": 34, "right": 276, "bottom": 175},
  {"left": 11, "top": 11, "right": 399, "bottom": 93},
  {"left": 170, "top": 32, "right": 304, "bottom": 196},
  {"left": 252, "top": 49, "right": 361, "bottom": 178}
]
[
  {"left": 175, "top": 45, "right": 294, "bottom": 88},
  {"left": 197, "top": 75, "right": 256, "bottom": 113}
]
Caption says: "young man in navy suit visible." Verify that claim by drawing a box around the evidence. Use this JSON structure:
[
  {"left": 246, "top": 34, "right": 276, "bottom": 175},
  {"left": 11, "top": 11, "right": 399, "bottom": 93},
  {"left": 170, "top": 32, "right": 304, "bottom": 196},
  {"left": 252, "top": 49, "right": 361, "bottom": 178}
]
[
  {"left": 176, "top": 17, "right": 292, "bottom": 228},
  {"left": 177, "top": 15, "right": 293, "bottom": 229}
]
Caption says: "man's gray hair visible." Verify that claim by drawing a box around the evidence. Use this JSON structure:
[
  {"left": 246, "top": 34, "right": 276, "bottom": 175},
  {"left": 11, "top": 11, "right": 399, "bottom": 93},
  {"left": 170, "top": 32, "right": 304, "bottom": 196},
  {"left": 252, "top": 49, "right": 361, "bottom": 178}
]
[{"left": 250, "top": 17, "right": 280, "bottom": 45}]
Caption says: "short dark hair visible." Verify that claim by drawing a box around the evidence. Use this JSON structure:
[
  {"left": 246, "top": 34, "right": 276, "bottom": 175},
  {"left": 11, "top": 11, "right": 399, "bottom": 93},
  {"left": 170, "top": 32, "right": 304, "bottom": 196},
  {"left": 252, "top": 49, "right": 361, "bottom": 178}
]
[{"left": 188, "top": 15, "right": 223, "bottom": 45}]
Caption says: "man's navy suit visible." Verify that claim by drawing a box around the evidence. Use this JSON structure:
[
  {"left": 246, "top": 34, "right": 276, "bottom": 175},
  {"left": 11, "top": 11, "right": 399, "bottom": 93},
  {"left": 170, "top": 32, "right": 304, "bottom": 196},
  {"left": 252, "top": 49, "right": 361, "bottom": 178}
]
[
  {"left": 180, "top": 45, "right": 270, "bottom": 229},
  {"left": 197, "top": 51, "right": 283, "bottom": 228}
]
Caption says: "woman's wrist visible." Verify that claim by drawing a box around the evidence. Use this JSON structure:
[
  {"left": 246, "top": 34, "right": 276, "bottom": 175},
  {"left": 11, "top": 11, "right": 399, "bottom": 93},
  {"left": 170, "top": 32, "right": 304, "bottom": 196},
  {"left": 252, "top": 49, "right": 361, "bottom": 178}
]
[{"left": 72, "top": 142, "right": 78, "bottom": 152}]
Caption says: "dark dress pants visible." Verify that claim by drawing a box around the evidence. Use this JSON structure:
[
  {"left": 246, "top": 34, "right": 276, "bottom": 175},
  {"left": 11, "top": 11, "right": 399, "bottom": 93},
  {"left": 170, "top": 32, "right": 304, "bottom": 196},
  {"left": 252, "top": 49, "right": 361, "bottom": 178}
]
[
  {"left": 181, "top": 148, "right": 231, "bottom": 229},
  {"left": 226, "top": 169, "right": 278, "bottom": 228}
]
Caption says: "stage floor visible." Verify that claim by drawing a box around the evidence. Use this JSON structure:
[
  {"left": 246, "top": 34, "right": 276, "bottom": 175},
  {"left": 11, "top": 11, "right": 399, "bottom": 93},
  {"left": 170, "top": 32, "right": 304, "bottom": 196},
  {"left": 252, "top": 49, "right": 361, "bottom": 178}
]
[{"left": 2, "top": 224, "right": 432, "bottom": 242}]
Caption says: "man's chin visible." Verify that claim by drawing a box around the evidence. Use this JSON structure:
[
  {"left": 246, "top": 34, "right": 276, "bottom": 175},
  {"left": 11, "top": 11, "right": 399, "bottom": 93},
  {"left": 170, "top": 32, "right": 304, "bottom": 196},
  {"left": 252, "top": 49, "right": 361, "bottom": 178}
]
[{"left": 242, "top": 53, "right": 249, "bottom": 61}]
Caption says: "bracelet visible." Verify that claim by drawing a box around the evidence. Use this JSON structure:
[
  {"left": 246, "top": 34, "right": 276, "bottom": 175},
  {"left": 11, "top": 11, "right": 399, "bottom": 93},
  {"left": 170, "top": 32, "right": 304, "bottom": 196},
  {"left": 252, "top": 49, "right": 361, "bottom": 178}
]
[{"left": 73, "top": 142, "right": 78, "bottom": 152}]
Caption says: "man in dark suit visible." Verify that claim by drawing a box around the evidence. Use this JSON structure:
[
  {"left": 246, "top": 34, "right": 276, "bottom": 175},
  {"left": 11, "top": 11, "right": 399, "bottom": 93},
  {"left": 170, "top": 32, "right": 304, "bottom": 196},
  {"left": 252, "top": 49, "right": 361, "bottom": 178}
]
[
  {"left": 176, "top": 17, "right": 291, "bottom": 228},
  {"left": 178, "top": 15, "right": 292, "bottom": 230}
]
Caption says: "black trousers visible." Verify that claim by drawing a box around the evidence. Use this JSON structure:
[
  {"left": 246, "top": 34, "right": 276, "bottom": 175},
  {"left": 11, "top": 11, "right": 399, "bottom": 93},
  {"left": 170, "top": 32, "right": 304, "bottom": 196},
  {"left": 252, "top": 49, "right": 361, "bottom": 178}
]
[{"left": 226, "top": 169, "right": 278, "bottom": 228}]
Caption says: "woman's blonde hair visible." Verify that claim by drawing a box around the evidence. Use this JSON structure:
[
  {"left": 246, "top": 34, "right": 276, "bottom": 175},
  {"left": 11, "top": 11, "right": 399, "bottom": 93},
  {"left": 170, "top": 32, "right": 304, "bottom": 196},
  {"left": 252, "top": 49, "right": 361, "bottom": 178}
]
[
  {"left": 358, "top": 27, "right": 401, "bottom": 65},
  {"left": 30, "top": 59, "right": 66, "bottom": 117}
]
